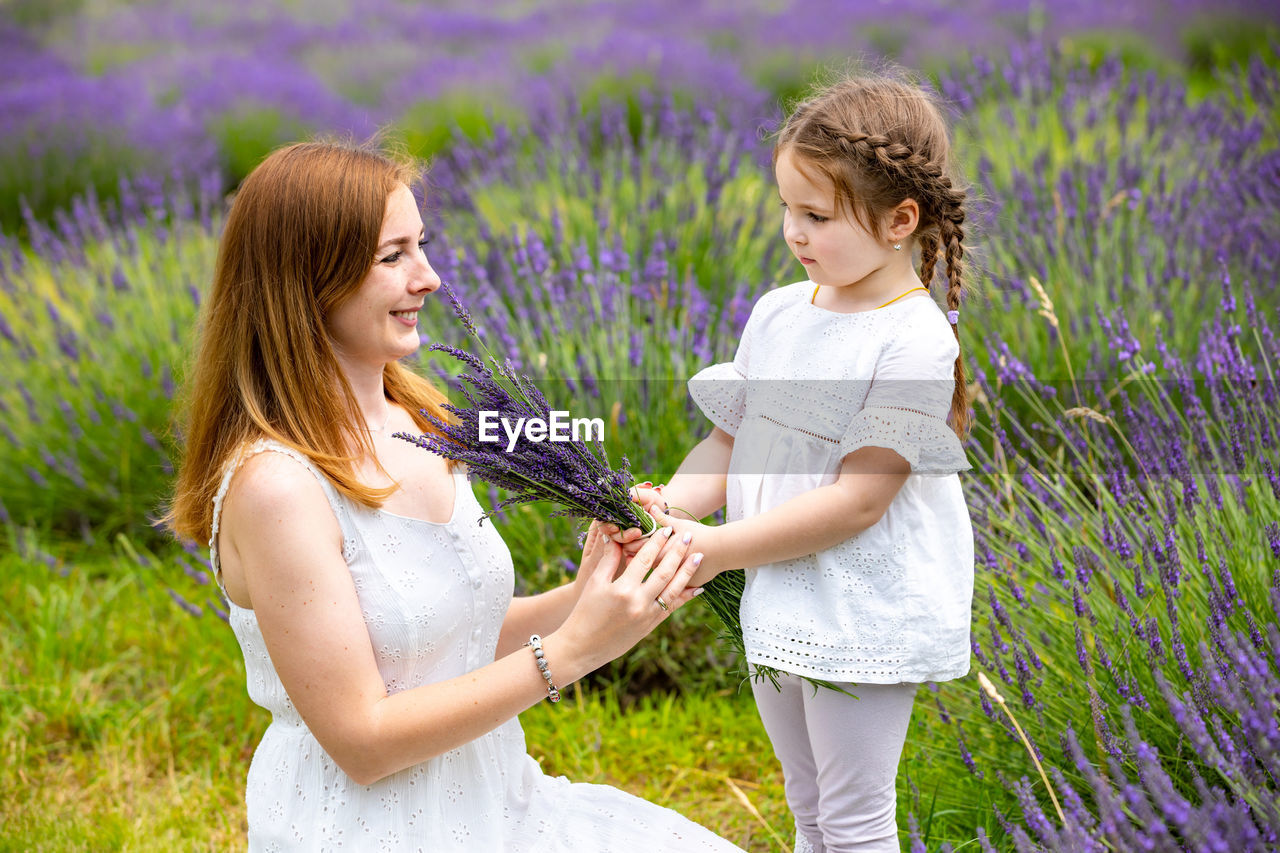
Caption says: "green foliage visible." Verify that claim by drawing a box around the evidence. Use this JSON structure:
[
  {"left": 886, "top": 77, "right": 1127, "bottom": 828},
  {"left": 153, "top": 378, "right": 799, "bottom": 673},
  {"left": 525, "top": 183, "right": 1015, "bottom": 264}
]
[
  {"left": 1056, "top": 29, "right": 1182, "bottom": 77},
  {"left": 1, "top": 0, "right": 85, "bottom": 31},
  {"left": 396, "top": 96, "right": 515, "bottom": 162},
  {"left": 0, "top": 213, "right": 217, "bottom": 537},
  {"left": 0, "top": 131, "right": 147, "bottom": 235},
  {"left": 209, "top": 105, "right": 318, "bottom": 186},
  {"left": 1183, "top": 16, "right": 1280, "bottom": 83}
]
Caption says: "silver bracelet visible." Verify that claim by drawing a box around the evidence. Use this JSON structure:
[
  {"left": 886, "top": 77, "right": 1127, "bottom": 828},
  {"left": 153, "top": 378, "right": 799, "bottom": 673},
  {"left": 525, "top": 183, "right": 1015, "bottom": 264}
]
[{"left": 525, "top": 635, "right": 561, "bottom": 704}]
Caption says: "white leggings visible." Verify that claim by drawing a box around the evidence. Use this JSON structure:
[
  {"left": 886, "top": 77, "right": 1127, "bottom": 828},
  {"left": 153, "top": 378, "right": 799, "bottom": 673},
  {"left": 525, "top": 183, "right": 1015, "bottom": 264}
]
[{"left": 751, "top": 674, "right": 918, "bottom": 853}]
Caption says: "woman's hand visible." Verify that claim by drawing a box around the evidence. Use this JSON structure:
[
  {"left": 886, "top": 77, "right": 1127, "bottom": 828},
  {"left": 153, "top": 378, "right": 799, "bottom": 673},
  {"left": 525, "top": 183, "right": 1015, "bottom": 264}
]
[
  {"left": 600, "top": 483, "right": 669, "bottom": 557},
  {"left": 645, "top": 506, "right": 725, "bottom": 587},
  {"left": 550, "top": 524, "right": 703, "bottom": 674},
  {"left": 572, "top": 521, "right": 618, "bottom": 590}
]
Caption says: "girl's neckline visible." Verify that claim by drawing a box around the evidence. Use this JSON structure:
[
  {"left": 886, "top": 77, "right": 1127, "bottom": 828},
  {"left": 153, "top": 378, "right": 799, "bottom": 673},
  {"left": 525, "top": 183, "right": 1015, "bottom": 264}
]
[{"left": 803, "top": 283, "right": 933, "bottom": 316}]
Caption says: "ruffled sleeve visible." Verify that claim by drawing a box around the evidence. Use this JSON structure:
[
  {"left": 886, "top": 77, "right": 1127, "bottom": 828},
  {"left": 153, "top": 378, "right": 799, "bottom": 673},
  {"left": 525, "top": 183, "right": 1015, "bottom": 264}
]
[
  {"left": 688, "top": 361, "right": 748, "bottom": 436},
  {"left": 840, "top": 406, "right": 970, "bottom": 474},
  {"left": 840, "top": 311, "right": 970, "bottom": 475},
  {"left": 688, "top": 287, "right": 771, "bottom": 437}
]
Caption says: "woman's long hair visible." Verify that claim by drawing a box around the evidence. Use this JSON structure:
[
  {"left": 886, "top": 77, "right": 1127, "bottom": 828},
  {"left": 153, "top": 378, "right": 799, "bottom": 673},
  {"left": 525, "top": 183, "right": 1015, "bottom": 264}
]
[{"left": 167, "top": 140, "right": 451, "bottom": 544}]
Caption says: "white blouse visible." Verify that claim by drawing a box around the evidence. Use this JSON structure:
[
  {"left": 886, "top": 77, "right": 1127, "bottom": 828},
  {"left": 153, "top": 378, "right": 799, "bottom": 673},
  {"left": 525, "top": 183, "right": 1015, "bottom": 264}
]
[{"left": 689, "top": 281, "right": 974, "bottom": 683}]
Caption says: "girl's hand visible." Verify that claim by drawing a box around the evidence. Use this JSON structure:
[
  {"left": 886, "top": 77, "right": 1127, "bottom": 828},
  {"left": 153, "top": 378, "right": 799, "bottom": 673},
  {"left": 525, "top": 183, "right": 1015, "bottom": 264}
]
[
  {"left": 552, "top": 526, "right": 702, "bottom": 672},
  {"left": 629, "top": 483, "right": 669, "bottom": 515},
  {"left": 602, "top": 483, "right": 668, "bottom": 554}
]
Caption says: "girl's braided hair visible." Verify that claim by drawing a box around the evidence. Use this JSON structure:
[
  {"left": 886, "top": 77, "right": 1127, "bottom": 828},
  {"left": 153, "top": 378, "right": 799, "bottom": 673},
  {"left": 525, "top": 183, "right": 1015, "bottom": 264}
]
[{"left": 774, "top": 71, "right": 972, "bottom": 440}]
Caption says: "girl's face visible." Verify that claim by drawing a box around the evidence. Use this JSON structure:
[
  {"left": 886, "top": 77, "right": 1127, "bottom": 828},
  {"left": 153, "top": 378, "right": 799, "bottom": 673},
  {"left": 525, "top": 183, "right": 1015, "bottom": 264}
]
[
  {"left": 775, "top": 148, "right": 893, "bottom": 293},
  {"left": 326, "top": 183, "right": 440, "bottom": 374}
]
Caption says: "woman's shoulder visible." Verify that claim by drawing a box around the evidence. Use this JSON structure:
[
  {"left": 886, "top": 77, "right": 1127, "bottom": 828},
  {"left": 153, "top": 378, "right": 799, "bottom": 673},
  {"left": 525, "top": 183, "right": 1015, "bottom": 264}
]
[{"left": 221, "top": 440, "right": 333, "bottom": 519}]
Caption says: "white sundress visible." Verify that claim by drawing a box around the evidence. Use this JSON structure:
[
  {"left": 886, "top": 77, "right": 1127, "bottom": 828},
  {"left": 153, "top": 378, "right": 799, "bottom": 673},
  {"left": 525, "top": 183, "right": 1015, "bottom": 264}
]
[
  {"left": 688, "top": 281, "right": 975, "bottom": 684},
  {"left": 210, "top": 439, "right": 743, "bottom": 852}
]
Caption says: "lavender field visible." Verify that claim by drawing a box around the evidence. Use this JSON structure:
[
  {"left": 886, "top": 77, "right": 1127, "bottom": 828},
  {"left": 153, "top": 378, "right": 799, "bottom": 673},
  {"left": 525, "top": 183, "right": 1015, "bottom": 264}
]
[{"left": 3, "top": 1, "right": 1280, "bottom": 849}]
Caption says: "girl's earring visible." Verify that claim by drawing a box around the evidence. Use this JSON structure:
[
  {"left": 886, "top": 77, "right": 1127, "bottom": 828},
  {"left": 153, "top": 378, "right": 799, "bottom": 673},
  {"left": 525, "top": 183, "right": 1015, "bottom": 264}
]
[{"left": 893, "top": 243, "right": 902, "bottom": 251}]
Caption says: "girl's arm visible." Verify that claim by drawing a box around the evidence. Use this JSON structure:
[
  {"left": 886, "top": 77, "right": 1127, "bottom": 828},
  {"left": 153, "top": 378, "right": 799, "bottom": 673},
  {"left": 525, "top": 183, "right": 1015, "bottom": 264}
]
[
  {"left": 220, "top": 451, "right": 699, "bottom": 786},
  {"left": 659, "top": 426, "right": 734, "bottom": 520},
  {"left": 656, "top": 445, "right": 911, "bottom": 587}
]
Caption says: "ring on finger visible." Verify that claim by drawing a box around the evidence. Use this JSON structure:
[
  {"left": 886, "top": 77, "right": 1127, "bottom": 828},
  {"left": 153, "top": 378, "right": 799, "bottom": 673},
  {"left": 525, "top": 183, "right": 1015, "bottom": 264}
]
[{"left": 655, "top": 596, "right": 670, "bottom": 612}]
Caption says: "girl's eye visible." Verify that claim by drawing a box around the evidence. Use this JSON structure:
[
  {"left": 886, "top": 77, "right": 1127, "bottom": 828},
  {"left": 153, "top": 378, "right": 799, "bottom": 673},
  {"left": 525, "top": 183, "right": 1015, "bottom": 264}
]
[
  {"left": 417, "top": 237, "right": 430, "bottom": 251},
  {"left": 807, "top": 212, "right": 828, "bottom": 223},
  {"left": 379, "top": 251, "right": 403, "bottom": 264}
]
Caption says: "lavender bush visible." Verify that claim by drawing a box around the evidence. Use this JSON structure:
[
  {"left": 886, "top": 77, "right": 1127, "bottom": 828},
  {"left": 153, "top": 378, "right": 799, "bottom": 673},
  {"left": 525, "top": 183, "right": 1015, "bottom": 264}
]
[
  {"left": 903, "top": 276, "right": 1280, "bottom": 847},
  {"left": 3, "top": 11, "right": 1280, "bottom": 846},
  {"left": 0, "top": 178, "right": 222, "bottom": 537},
  {"left": 0, "top": 24, "right": 218, "bottom": 233},
  {"left": 5, "top": 1, "right": 1278, "bottom": 228},
  {"left": 945, "top": 42, "right": 1279, "bottom": 367}
]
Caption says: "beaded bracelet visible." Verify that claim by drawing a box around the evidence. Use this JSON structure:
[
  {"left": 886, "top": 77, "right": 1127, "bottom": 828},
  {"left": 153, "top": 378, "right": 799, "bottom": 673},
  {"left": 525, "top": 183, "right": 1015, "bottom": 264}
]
[{"left": 525, "top": 634, "right": 561, "bottom": 704}]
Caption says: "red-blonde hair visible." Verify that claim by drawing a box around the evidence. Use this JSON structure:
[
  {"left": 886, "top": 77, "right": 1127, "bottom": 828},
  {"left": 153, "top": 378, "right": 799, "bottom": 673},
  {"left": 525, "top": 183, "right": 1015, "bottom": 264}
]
[{"left": 168, "top": 140, "right": 452, "bottom": 544}]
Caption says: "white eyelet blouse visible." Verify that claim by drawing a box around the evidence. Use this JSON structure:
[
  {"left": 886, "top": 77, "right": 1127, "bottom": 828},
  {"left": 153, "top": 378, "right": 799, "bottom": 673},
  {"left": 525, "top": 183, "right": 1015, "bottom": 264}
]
[{"left": 688, "top": 281, "right": 975, "bottom": 683}]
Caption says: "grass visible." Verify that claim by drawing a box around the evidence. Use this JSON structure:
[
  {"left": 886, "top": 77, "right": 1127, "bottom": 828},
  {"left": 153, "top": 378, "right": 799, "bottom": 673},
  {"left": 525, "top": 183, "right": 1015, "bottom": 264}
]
[{"left": 0, "top": 545, "right": 251, "bottom": 851}]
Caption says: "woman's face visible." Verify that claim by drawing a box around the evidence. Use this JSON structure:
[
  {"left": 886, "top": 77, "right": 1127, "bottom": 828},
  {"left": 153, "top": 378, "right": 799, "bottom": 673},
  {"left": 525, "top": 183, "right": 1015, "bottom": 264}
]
[{"left": 326, "top": 183, "right": 440, "bottom": 374}]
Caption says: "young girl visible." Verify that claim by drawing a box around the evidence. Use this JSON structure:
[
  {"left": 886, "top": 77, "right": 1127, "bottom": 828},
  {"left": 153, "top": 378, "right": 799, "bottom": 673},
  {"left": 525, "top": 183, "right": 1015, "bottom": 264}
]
[{"left": 626, "top": 72, "right": 975, "bottom": 852}]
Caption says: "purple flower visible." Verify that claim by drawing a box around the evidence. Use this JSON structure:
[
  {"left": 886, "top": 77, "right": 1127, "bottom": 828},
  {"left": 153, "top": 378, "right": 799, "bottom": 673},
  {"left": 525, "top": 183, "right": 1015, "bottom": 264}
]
[{"left": 396, "top": 284, "right": 652, "bottom": 534}]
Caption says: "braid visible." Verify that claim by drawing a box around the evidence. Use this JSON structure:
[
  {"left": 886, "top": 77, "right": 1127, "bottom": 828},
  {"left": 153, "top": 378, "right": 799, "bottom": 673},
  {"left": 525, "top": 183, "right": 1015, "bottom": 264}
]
[
  {"left": 939, "top": 203, "right": 971, "bottom": 441},
  {"left": 918, "top": 231, "right": 940, "bottom": 288},
  {"left": 835, "top": 131, "right": 949, "bottom": 193}
]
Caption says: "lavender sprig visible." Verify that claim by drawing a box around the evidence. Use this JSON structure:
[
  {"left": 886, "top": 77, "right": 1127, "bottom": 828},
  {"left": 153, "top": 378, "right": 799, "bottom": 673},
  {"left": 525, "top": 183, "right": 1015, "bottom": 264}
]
[{"left": 394, "top": 283, "right": 655, "bottom": 535}]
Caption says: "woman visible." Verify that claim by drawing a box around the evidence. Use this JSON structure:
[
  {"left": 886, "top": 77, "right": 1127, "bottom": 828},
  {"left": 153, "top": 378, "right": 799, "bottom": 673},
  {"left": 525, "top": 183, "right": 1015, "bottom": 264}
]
[{"left": 168, "top": 140, "right": 739, "bottom": 851}]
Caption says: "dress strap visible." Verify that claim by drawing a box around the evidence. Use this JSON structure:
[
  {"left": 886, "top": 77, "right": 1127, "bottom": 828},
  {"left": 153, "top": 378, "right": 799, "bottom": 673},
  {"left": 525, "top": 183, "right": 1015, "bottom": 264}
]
[{"left": 209, "top": 439, "right": 339, "bottom": 592}]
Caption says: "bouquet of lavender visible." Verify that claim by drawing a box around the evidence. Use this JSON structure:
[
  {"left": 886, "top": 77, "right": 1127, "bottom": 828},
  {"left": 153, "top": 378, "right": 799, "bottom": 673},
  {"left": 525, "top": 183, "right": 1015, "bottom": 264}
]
[
  {"left": 400, "top": 286, "right": 841, "bottom": 695},
  {"left": 394, "top": 284, "right": 657, "bottom": 536}
]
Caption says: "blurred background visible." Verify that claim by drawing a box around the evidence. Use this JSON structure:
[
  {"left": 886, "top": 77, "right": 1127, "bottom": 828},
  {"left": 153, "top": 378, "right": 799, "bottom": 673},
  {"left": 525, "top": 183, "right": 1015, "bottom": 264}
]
[{"left": 3, "top": 2, "right": 1279, "bottom": 850}]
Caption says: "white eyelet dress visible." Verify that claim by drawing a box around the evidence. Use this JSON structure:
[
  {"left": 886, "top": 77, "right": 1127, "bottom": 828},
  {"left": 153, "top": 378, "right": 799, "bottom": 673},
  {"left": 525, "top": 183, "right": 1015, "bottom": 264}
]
[
  {"left": 210, "top": 439, "right": 742, "bottom": 852},
  {"left": 688, "top": 281, "right": 975, "bottom": 684}
]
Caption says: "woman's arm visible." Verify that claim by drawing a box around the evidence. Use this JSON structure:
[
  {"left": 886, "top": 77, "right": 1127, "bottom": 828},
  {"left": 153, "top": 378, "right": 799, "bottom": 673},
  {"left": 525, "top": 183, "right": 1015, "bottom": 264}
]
[
  {"left": 496, "top": 583, "right": 581, "bottom": 659},
  {"left": 656, "top": 445, "right": 911, "bottom": 587},
  {"left": 221, "top": 452, "right": 700, "bottom": 786}
]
